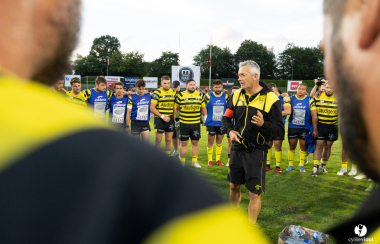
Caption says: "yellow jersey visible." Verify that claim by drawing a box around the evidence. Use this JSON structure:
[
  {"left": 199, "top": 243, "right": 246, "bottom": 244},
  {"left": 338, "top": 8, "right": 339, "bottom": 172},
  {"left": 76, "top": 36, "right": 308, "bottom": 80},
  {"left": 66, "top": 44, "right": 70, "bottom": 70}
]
[
  {"left": 313, "top": 92, "right": 338, "bottom": 125},
  {"left": 175, "top": 91, "right": 205, "bottom": 124},
  {"left": 66, "top": 91, "right": 87, "bottom": 110},
  {"left": 151, "top": 87, "right": 176, "bottom": 117}
]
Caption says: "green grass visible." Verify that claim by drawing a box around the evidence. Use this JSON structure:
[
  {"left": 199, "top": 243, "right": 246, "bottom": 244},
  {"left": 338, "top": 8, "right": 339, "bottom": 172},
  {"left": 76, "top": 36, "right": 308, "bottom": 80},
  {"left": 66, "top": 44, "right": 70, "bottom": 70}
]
[{"left": 144, "top": 117, "right": 370, "bottom": 243}]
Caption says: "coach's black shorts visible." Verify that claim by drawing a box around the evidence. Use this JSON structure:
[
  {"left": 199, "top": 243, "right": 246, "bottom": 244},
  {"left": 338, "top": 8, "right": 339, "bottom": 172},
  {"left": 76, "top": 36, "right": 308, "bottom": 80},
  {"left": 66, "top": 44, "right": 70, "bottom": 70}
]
[
  {"left": 180, "top": 123, "right": 201, "bottom": 141},
  {"left": 131, "top": 120, "right": 150, "bottom": 135},
  {"left": 227, "top": 148, "right": 267, "bottom": 194},
  {"left": 288, "top": 128, "right": 309, "bottom": 140},
  {"left": 269, "top": 134, "right": 284, "bottom": 141},
  {"left": 316, "top": 124, "right": 338, "bottom": 142},
  {"left": 206, "top": 126, "right": 224, "bottom": 136},
  {"left": 154, "top": 116, "right": 175, "bottom": 133}
]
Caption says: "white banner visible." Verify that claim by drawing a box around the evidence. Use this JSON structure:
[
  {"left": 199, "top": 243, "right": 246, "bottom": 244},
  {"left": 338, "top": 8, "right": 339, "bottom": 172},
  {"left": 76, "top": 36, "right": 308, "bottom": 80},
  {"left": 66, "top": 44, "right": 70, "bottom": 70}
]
[
  {"left": 287, "top": 80, "right": 303, "bottom": 92},
  {"left": 171, "top": 66, "right": 200, "bottom": 88},
  {"left": 65, "top": 75, "right": 81, "bottom": 87},
  {"left": 105, "top": 76, "right": 120, "bottom": 88},
  {"left": 143, "top": 77, "right": 158, "bottom": 88}
]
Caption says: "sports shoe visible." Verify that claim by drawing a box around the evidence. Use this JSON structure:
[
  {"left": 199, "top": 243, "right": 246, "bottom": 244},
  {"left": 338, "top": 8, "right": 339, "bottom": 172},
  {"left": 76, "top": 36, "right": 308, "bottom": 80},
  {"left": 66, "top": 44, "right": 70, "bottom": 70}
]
[
  {"left": 192, "top": 162, "right": 201, "bottom": 168},
  {"left": 354, "top": 173, "right": 367, "bottom": 180},
  {"left": 299, "top": 166, "right": 306, "bottom": 173},
  {"left": 266, "top": 165, "right": 271, "bottom": 171},
  {"left": 207, "top": 161, "right": 213, "bottom": 167},
  {"left": 226, "top": 161, "right": 229, "bottom": 167},
  {"left": 348, "top": 168, "right": 357, "bottom": 176},
  {"left": 170, "top": 151, "right": 179, "bottom": 157},
  {"left": 311, "top": 166, "right": 318, "bottom": 177},
  {"left": 275, "top": 168, "right": 282, "bottom": 174},
  {"left": 337, "top": 167, "right": 347, "bottom": 175},
  {"left": 215, "top": 160, "right": 224, "bottom": 166},
  {"left": 321, "top": 165, "right": 328, "bottom": 174},
  {"left": 286, "top": 166, "right": 293, "bottom": 171},
  {"left": 369, "top": 178, "right": 373, "bottom": 182}
]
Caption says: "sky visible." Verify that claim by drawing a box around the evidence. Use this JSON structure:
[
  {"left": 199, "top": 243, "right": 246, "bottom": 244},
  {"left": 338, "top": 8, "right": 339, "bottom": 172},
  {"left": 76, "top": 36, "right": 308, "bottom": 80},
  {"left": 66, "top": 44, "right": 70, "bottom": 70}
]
[{"left": 73, "top": 0, "right": 324, "bottom": 66}]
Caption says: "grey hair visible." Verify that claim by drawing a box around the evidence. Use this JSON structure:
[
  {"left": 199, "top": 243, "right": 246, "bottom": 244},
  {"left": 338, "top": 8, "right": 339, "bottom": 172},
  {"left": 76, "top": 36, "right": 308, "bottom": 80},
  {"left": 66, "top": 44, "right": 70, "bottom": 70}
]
[{"left": 239, "top": 60, "right": 260, "bottom": 80}]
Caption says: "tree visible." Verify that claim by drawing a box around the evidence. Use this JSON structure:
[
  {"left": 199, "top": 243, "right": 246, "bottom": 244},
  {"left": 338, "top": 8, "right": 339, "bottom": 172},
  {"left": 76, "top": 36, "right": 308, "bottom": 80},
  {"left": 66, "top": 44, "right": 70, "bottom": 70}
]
[
  {"left": 193, "top": 45, "right": 235, "bottom": 79},
  {"left": 234, "top": 40, "right": 277, "bottom": 79},
  {"left": 277, "top": 43, "right": 324, "bottom": 80},
  {"left": 108, "top": 50, "right": 148, "bottom": 77},
  {"left": 74, "top": 54, "right": 102, "bottom": 76},
  {"left": 89, "top": 35, "right": 121, "bottom": 75},
  {"left": 148, "top": 51, "right": 179, "bottom": 77}
]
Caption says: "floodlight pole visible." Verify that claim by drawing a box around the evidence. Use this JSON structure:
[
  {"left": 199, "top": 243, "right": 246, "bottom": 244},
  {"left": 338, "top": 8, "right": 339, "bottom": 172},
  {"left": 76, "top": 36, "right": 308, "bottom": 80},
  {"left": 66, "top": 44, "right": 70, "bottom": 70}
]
[
  {"left": 107, "top": 57, "right": 109, "bottom": 76},
  {"left": 209, "top": 37, "right": 212, "bottom": 89}
]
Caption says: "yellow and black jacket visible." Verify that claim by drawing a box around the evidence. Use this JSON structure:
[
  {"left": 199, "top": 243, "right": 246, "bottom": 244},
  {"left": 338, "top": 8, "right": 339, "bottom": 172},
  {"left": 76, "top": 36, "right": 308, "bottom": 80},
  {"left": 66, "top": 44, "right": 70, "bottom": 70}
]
[
  {"left": 0, "top": 73, "right": 269, "bottom": 243},
  {"left": 222, "top": 81, "right": 284, "bottom": 152}
]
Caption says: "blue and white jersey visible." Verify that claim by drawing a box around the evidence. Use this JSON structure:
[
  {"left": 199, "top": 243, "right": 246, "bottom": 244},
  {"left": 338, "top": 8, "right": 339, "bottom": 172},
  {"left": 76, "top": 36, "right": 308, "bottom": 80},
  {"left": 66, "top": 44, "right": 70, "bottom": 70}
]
[
  {"left": 204, "top": 92, "right": 229, "bottom": 126},
  {"left": 109, "top": 96, "right": 128, "bottom": 124},
  {"left": 85, "top": 89, "right": 112, "bottom": 119},
  {"left": 288, "top": 95, "right": 315, "bottom": 129},
  {"left": 127, "top": 93, "right": 151, "bottom": 121}
]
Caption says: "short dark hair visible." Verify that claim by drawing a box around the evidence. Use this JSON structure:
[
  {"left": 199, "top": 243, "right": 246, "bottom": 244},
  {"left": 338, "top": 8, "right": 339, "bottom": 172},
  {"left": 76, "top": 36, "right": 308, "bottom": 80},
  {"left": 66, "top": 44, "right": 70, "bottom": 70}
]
[
  {"left": 161, "top": 75, "right": 170, "bottom": 81},
  {"left": 212, "top": 79, "right": 223, "bottom": 86},
  {"left": 231, "top": 86, "right": 240, "bottom": 90},
  {"left": 186, "top": 79, "right": 195, "bottom": 84},
  {"left": 298, "top": 83, "right": 308, "bottom": 89},
  {"left": 114, "top": 82, "right": 124, "bottom": 89},
  {"left": 70, "top": 77, "right": 81, "bottom": 85},
  {"left": 95, "top": 76, "right": 107, "bottom": 85},
  {"left": 135, "top": 79, "right": 146, "bottom": 88},
  {"left": 267, "top": 83, "right": 276, "bottom": 89}
]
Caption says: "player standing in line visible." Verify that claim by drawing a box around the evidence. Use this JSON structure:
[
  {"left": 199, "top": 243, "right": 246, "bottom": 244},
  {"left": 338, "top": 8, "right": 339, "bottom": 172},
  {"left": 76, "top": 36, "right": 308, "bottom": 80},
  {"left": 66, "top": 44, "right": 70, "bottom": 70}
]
[
  {"left": 286, "top": 83, "right": 318, "bottom": 172},
  {"left": 109, "top": 82, "right": 128, "bottom": 133},
  {"left": 170, "top": 80, "right": 183, "bottom": 157},
  {"left": 126, "top": 79, "right": 151, "bottom": 143},
  {"left": 150, "top": 76, "right": 176, "bottom": 156},
  {"left": 65, "top": 77, "right": 87, "bottom": 110},
  {"left": 311, "top": 82, "right": 338, "bottom": 177},
  {"left": 174, "top": 79, "right": 206, "bottom": 167},
  {"left": 205, "top": 80, "right": 229, "bottom": 167},
  {"left": 266, "top": 83, "right": 291, "bottom": 174},
  {"left": 51, "top": 78, "right": 67, "bottom": 93},
  {"left": 85, "top": 76, "right": 112, "bottom": 119},
  {"left": 226, "top": 86, "right": 240, "bottom": 167}
]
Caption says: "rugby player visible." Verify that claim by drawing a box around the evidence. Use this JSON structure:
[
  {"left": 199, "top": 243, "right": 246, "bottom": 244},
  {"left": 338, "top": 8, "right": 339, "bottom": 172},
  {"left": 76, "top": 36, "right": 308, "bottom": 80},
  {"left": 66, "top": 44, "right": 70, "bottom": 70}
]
[
  {"left": 226, "top": 86, "right": 240, "bottom": 167},
  {"left": 337, "top": 146, "right": 358, "bottom": 176},
  {"left": 126, "top": 79, "right": 151, "bottom": 143},
  {"left": 266, "top": 83, "right": 291, "bottom": 174},
  {"left": 85, "top": 76, "right": 112, "bottom": 119},
  {"left": 51, "top": 78, "right": 67, "bottom": 93},
  {"left": 311, "top": 82, "right": 338, "bottom": 177},
  {"left": 205, "top": 80, "right": 229, "bottom": 167},
  {"left": 151, "top": 76, "right": 176, "bottom": 155},
  {"left": 0, "top": 0, "right": 270, "bottom": 242},
  {"left": 170, "top": 80, "right": 182, "bottom": 157},
  {"left": 65, "top": 77, "right": 87, "bottom": 110},
  {"left": 109, "top": 82, "right": 128, "bottom": 132},
  {"left": 222, "top": 60, "right": 284, "bottom": 224},
  {"left": 286, "top": 83, "right": 317, "bottom": 173},
  {"left": 174, "top": 79, "right": 206, "bottom": 167}
]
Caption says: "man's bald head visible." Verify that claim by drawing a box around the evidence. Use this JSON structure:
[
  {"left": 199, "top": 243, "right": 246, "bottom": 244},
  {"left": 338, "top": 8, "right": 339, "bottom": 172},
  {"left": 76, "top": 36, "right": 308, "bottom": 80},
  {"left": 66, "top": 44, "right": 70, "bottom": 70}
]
[{"left": 0, "top": 0, "right": 81, "bottom": 85}]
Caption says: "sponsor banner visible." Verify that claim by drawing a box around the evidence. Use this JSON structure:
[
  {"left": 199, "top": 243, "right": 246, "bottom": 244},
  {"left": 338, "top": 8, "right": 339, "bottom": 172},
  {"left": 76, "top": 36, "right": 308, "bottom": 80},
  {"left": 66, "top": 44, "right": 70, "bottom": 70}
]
[
  {"left": 287, "top": 80, "right": 302, "bottom": 92},
  {"left": 105, "top": 76, "right": 120, "bottom": 88},
  {"left": 143, "top": 77, "right": 158, "bottom": 88},
  {"left": 64, "top": 75, "right": 81, "bottom": 87},
  {"left": 221, "top": 78, "right": 236, "bottom": 87},
  {"left": 171, "top": 66, "right": 200, "bottom": 88},
  {"left": 124, "top": 77, "right": 139, "bottom": 87}
]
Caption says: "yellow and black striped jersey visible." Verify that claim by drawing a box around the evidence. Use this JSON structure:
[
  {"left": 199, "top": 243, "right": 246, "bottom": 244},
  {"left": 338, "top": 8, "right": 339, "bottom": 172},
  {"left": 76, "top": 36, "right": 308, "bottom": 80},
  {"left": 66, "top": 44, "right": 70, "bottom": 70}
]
[
  {"left": 313, "top": 93, "right": 338, "bottom": 125},
  {"left": 175, "top": 91, "right": 205, "bottom": 124},
  {"left": 66, "top": 91, "right": 87, "bottom": 109},
  {"left": 151, "top": 87, "right": 176, "bottom": 117}
]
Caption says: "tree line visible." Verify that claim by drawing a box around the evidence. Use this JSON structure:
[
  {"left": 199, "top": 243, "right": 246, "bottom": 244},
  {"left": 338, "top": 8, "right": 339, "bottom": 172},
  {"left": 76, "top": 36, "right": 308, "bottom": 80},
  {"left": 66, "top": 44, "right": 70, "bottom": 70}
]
[{"left": 74, "top": 35, "right": 323, "bottom": 80}]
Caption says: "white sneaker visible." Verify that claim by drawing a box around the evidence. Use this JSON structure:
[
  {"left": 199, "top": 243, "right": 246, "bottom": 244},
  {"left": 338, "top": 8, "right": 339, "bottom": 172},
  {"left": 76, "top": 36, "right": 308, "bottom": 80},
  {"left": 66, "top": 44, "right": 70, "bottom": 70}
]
[
  {"left": 171, "top": 151, "right": 179, "bottom": 157},
  {"left": 354, "top": 173, "right": 367, "bottom": 180},
  {"left": 226, "top": 161, "right": 229, "bottom": 167},
  {"left": 348, "top": 168, "right": 357, "bottom": 176},
  {"left": 369, "top": 178, "right": 373, "bottom": 182},
  {"left": 337, "top": 167, "right": 347, "bottom": 175},
  {"left": 192, "top": 162, "right": 201, "bottom": 168}
]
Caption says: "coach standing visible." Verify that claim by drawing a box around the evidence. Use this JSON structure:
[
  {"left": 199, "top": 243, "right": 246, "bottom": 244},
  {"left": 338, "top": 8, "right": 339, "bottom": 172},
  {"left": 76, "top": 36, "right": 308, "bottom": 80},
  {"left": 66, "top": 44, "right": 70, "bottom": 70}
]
[{"left": 222, "top": 60, "right": 284, "bottom": 225}]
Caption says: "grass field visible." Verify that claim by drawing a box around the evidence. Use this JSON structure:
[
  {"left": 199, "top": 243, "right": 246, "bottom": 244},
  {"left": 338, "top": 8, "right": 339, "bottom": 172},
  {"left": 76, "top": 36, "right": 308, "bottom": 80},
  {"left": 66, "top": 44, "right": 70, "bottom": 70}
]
[{"left": 143, "top": 118, "right": 370, "bottom": 243}]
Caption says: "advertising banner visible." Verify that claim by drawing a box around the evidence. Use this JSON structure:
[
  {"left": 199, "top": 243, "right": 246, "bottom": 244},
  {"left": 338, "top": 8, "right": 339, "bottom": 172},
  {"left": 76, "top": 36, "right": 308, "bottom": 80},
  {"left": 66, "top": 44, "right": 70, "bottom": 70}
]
[
  {"left": 124, "top": 77, "right": 139, "bottom": 87},
  {"left": 171, "top": 66, "right": 200, "bottom": 88},
  {"left": 64, "top": 75, "right": 81, "bottom": 87},
  {"left": 287, "top": 80, "right": 303, "bottom": 92},
  {"left": 143, "top": 77, "right": 158, "bottom": 88},
  {"left": 221, "top": 78, "right": 236, "bottom": 87},
  {"left": 105, "top": 76, "right": 120, "bottom": 88}
]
